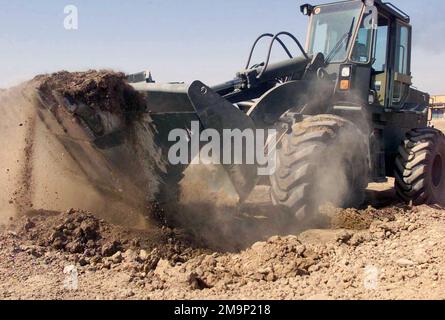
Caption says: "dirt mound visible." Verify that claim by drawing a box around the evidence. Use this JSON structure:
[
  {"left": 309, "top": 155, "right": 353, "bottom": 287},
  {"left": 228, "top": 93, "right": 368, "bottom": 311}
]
[
  {"left": 6, "top": 209, "right": 206, "bottom": 274},
  {"left": 326, "top": 205, "right": 399, "bottom": 230},
  {"left": 170, "top": 235, "right": 322, "bottom": 289}
]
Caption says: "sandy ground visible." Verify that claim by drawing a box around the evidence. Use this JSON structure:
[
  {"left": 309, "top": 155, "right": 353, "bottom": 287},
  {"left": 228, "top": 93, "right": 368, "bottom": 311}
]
[{"left": 432, "top": 119, "right": 445, "bottom": 133}]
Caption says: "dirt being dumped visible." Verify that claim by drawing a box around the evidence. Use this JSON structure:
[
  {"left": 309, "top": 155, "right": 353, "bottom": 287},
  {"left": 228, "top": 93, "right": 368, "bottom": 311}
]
[
  {"left": 36, "top": 70, "right": 146, "bottom": 117},
  {"left": 0, "top": 70, "right": 167, "bottom": 228}
]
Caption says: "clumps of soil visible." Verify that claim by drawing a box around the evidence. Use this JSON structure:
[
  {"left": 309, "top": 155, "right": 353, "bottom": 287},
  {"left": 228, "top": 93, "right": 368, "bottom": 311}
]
[
  {"left": 154, "top": 235, "right": 326, "bottom": 291},
  {"left": 35, "top": 70, "right": 146, "bottom": 118},
  {"left": 326, "top": 205, "right": 401, "bottom": 230},
  {"left": 8, "top": 209, "right": 205, "bottom": 275}
]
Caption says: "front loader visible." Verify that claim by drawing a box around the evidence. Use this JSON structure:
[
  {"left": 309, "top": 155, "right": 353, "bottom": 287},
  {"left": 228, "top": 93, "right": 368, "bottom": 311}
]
[{"left": 129, "top": 0, "right": 442, "bottom": 220}]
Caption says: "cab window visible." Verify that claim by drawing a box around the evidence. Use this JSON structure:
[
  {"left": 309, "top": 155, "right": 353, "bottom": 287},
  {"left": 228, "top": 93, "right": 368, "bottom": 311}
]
[
  {"left": 351, "top": 13, "right": 373, "bottom": 63},
  {"left": 372, "top": 16, "right": 389, "bottom": 72},
  {"left": 392, "top": 24, "right": 411, "bottom": 104},
  {"left": 395, "top": 25, "right": 410, "bottom": 74},
  {"left": 371, "top": 14, "right": 390, "bottom": 106}
]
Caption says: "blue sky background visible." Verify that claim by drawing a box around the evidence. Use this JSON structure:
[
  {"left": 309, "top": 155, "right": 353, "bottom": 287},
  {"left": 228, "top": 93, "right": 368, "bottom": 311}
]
[{"left": 1, "top": 0, "right": 444, "bottom": 94}]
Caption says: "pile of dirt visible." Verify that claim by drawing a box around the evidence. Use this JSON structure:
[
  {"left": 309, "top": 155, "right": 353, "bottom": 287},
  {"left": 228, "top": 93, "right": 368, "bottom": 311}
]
[
  {"left": 161, "top": 235, "right": 323, "bottom": 290},
  {"left": 7, "top": 210, "right": 206, "bottom": 274},
  {"left": 326, "top": 205, "right": 399, "bottom": 230}
]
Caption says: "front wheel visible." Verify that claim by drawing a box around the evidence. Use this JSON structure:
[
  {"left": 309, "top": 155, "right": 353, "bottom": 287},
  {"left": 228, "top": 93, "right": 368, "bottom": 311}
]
[{"left": 270, "top": 115, "right": 369, "bottom": 222}]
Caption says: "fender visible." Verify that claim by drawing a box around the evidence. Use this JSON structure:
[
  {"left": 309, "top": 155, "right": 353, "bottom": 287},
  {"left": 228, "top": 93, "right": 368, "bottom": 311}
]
[{"left": 247, "top": 79, "right": 335, "bottom": 128}]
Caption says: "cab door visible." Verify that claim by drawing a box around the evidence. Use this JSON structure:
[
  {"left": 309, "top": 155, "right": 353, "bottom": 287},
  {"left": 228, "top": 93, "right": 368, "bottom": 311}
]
[
  {"left": 390, "top": 22, "right": 412, "bottom": 108},
  {"left": 371, "top": 14, "right": 390, "bottom": 106}
]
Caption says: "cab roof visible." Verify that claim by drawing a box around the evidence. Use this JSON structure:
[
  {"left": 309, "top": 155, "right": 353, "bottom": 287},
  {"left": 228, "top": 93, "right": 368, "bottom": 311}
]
[
  {"left": 305, "top": 0, "right": 410, "bottom": 23},
  {"left": 374, "top": 0, "right": 410, "bottom": 23}
]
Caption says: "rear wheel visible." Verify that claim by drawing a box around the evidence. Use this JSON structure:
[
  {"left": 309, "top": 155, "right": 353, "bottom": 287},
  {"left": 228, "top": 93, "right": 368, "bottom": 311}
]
[
  {"left": 270, "top": 115, "right": 369, "bottom": 222},
  {"left": 395, "top": 128, "right": 445, "bottom": 205}
]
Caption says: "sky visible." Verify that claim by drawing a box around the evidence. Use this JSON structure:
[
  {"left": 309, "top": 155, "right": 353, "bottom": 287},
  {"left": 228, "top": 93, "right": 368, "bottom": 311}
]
[{"left": 1, "top": 0, "right": 445, "bottom": 94}]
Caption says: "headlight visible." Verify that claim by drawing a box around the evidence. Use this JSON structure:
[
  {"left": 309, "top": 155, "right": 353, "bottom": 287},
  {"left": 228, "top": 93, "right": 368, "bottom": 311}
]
[{"left": 341, "top": 66, "right": 351, "bottom": 78}]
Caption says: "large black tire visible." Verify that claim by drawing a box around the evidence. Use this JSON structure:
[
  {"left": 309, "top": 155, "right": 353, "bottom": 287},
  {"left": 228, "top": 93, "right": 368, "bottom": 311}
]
[
  {"left": 395, "top": 128, "right": 445, "bottom": 205},
  {"left": 270, "top": 115, "right": 369, "bottom": 221}
]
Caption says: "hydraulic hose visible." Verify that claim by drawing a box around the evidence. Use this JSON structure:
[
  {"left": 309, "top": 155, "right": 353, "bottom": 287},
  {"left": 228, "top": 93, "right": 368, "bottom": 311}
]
[
  {"left": 256, "top": 31, "right": 309, "bottom": 79},
  {"left": 245, "top": 33, "right": 293, "bottom": 69}
]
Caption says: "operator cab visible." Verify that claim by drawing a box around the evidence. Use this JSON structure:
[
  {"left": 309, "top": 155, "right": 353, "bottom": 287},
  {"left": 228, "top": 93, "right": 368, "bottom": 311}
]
[{"left": 301, "top": 0, "right": 428, "bottom": 111}]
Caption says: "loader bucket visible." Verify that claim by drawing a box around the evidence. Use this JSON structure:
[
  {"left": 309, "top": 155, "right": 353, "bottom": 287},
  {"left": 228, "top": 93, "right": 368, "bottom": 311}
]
[{"left": 132, "top": 80, "right": 260, "bottom": 202}]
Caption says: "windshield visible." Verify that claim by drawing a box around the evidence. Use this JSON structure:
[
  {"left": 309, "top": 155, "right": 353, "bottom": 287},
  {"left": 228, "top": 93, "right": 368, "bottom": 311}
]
[{"left": 307, "top": 1, "right": 363, "bottom": 63}]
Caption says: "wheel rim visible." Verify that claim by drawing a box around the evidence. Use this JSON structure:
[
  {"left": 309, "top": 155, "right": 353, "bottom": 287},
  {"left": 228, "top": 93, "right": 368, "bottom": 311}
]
[{"left": 432, "top": 154, "right": 443, "bottom": 188}]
